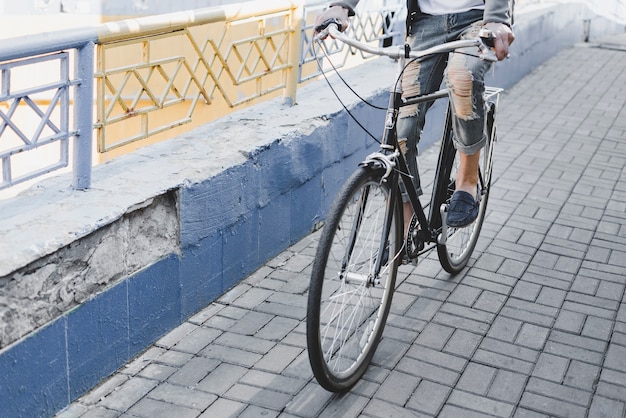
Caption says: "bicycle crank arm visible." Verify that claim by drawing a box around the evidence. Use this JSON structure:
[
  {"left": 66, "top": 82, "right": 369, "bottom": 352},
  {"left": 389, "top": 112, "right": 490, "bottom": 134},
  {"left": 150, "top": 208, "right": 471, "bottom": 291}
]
[{"left": 437, "top": 204, "right": 448, "bottom": 245}]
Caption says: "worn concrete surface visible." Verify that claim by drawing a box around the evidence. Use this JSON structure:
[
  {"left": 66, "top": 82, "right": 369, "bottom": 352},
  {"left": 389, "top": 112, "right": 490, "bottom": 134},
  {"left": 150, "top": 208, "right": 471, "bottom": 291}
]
[{"left": 0, "top": 193, "right": 179, "bottom": 347}]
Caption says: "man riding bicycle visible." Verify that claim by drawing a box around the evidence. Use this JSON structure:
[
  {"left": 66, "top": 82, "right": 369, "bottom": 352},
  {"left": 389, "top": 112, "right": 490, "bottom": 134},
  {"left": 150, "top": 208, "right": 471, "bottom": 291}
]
[{"left": 316, "top": 0, "right": 515, "bottom": 229}]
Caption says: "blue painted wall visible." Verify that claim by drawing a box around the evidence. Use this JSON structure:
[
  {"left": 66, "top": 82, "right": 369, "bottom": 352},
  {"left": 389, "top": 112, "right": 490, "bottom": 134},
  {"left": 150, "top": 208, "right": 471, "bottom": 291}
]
[
  {"left": 0, "top": 256, "right": 181, "bottom": 417},
  {"left": 0, "top": 318, "right": 68, "bottom": 417}
]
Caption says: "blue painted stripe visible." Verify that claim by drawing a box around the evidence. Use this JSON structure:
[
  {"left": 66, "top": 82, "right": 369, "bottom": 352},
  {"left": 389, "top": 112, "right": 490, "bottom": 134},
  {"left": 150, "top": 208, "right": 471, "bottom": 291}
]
[
  {"left": 0, "top": 318, "right": 68, "bottom": 418},
  {"left": 68, "top": 281, "right": 130, "bottom": 400},
  {"left": 0, "top": 255, "right": 184, "bottom": 417}
]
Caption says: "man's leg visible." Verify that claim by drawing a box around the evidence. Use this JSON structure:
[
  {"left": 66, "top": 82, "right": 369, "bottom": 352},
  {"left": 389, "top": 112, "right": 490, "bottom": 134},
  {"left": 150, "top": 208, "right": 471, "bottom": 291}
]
[
  {"left": 445, "top": 19, "right": 492, "bottom": 228},
  {"left": 455, "top": 149, "right": 480, "bottom": 198},
  {"left": 397, "top": 13, "right": 453, "bottom": 236},
  {"left": 446, "top": 149, "right": 481, "bottom": 227}
]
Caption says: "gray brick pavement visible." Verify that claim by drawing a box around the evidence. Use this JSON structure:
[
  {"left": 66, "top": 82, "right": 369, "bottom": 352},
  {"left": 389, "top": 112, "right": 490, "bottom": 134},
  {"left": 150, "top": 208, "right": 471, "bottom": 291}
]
[{"left": 57, "top": 35, "right": 626, "bottom": 417}]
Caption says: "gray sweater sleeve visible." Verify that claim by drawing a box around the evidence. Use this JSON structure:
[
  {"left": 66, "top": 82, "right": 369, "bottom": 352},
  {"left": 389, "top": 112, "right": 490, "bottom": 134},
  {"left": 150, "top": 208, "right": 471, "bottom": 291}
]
[
  {"left": 329, "top": 0, "right": 360, "bottom": 16},
  {"left": 484, "top": 0, "right": 514, "bottom": 26},
  {"left": 329, "top": 0, "right": 512, "bottom": 26}
]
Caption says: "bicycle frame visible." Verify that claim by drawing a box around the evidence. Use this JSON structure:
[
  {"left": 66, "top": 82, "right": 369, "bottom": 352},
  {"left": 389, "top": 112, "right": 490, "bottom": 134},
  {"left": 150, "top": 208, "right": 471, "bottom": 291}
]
[
  {"left": 357, "top": 58, "right": 452, "bottom": 269},
  {"left": 321, "top": 23, "right": 501, "bottom": 276}
]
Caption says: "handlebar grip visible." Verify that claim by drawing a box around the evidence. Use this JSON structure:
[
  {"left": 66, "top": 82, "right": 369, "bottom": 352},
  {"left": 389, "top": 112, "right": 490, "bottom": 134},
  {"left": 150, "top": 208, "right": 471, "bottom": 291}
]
[
  {"left": 478, "top": 28, "right": 495, "bottom": 48},
  {"left": 315, "top": 18, "right": 343, "bottom": 34}
]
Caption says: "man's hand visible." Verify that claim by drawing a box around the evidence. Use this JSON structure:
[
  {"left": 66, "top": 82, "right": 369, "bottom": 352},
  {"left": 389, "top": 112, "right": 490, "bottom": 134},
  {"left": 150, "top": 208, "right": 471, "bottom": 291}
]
[
  {"left": 314, "top": 5, "right": 350, "bottom": 38},
  {"left": 482, "top": 22, "right": 515, "bottom": 61}
]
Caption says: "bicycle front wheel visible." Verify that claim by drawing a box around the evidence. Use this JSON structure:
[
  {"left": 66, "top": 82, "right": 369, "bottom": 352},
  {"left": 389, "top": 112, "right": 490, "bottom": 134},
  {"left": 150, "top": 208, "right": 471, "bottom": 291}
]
[
  {"left": 307, "top": 166, "right": 402, "bottom": 392},
  {"left": 436, "top": 104, "right": 496, "bottom": 274}
]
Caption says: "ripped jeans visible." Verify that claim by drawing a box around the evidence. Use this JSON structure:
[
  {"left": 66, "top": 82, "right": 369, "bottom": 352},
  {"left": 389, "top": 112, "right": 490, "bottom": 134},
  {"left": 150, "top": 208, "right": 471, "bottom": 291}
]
[{"left": 398, "top": 9, "right": 492, "bottom": 198}]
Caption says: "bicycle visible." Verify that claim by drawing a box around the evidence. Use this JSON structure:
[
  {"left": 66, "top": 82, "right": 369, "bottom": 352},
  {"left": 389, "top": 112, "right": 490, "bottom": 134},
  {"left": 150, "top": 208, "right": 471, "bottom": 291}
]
[{"left": 306, "top": 23, "right": 503, "bottom": 392}]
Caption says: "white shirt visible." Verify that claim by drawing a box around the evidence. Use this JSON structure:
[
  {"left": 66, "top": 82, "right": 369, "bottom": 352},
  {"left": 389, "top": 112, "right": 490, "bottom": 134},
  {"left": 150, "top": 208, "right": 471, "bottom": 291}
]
[{"left": 418, "top": 0, "right": 485, "bottom": 15}]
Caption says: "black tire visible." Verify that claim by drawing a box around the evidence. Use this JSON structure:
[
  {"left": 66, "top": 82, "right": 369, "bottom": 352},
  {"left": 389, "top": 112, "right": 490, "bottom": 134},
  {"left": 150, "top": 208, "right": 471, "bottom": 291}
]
[
  {"left": 436, "top": 104, "right": 496, "bottom": 274},
  {"left": 307, "top": 166, "right": 402, "bottom": 392}
]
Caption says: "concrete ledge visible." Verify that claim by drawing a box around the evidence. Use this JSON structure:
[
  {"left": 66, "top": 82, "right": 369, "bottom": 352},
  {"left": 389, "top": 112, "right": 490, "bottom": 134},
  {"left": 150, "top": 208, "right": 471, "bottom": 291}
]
[{"left": 0, "top": 3, "right": 623, "bottom": 417}]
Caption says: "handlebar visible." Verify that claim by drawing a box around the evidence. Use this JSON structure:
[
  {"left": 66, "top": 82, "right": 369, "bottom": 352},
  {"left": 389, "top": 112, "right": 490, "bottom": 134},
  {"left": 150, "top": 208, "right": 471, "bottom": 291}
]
[{"left": 316, "top": 23, "right": 497, "bottom": 62}]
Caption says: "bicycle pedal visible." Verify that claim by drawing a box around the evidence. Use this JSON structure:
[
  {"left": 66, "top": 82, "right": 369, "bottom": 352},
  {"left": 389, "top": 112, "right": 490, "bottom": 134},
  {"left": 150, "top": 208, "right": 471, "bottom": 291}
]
[
  {"left": 401, "top": 257, "right": 418, "bottom": 266},
  {"left": 401, "top": 249, "right": 418, "bottom": 266}
]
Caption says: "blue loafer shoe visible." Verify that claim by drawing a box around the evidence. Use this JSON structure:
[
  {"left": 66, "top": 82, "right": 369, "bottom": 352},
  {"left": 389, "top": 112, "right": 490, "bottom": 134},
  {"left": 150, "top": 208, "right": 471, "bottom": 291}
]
[{"left": 447, "top": 190, "right": 479, "bottom": 228}]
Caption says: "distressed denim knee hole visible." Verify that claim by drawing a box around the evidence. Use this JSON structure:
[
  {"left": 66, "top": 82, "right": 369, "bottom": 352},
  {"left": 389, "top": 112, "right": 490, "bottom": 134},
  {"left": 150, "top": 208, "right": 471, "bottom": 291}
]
[{"left": 447, "top": 54, "right": 475, "bottom": 120}]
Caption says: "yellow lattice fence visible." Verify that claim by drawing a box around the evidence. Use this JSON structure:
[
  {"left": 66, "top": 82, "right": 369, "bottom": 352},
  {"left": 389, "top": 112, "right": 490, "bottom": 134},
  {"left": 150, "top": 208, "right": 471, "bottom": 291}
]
[{"left": 95, "top": 1, "right": 300, "bottom": 158}]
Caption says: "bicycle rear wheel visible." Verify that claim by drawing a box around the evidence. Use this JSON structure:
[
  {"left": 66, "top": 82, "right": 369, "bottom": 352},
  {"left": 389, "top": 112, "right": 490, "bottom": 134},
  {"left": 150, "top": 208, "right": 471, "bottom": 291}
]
[
  {"left": 436, "top": 103, "right": 496, "bottom": 274},
  {"left": 307, "top": 166, "right": 402, "bottom": 392}
]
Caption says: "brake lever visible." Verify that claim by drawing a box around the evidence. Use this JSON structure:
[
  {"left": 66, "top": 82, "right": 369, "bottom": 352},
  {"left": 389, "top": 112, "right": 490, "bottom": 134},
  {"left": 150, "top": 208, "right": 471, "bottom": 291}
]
[
  {"left": 479, "top": 43, "right": 498, "bottom": 62},
  {"left": 478, "top": 28, "right": 498, "bottom": 62}
]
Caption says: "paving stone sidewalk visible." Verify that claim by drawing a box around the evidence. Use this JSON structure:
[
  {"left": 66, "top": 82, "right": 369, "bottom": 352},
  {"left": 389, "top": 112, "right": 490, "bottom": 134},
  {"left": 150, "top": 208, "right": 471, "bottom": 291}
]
[{"left": 57, "top": 34, "right": 626, "bottom": 418}]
